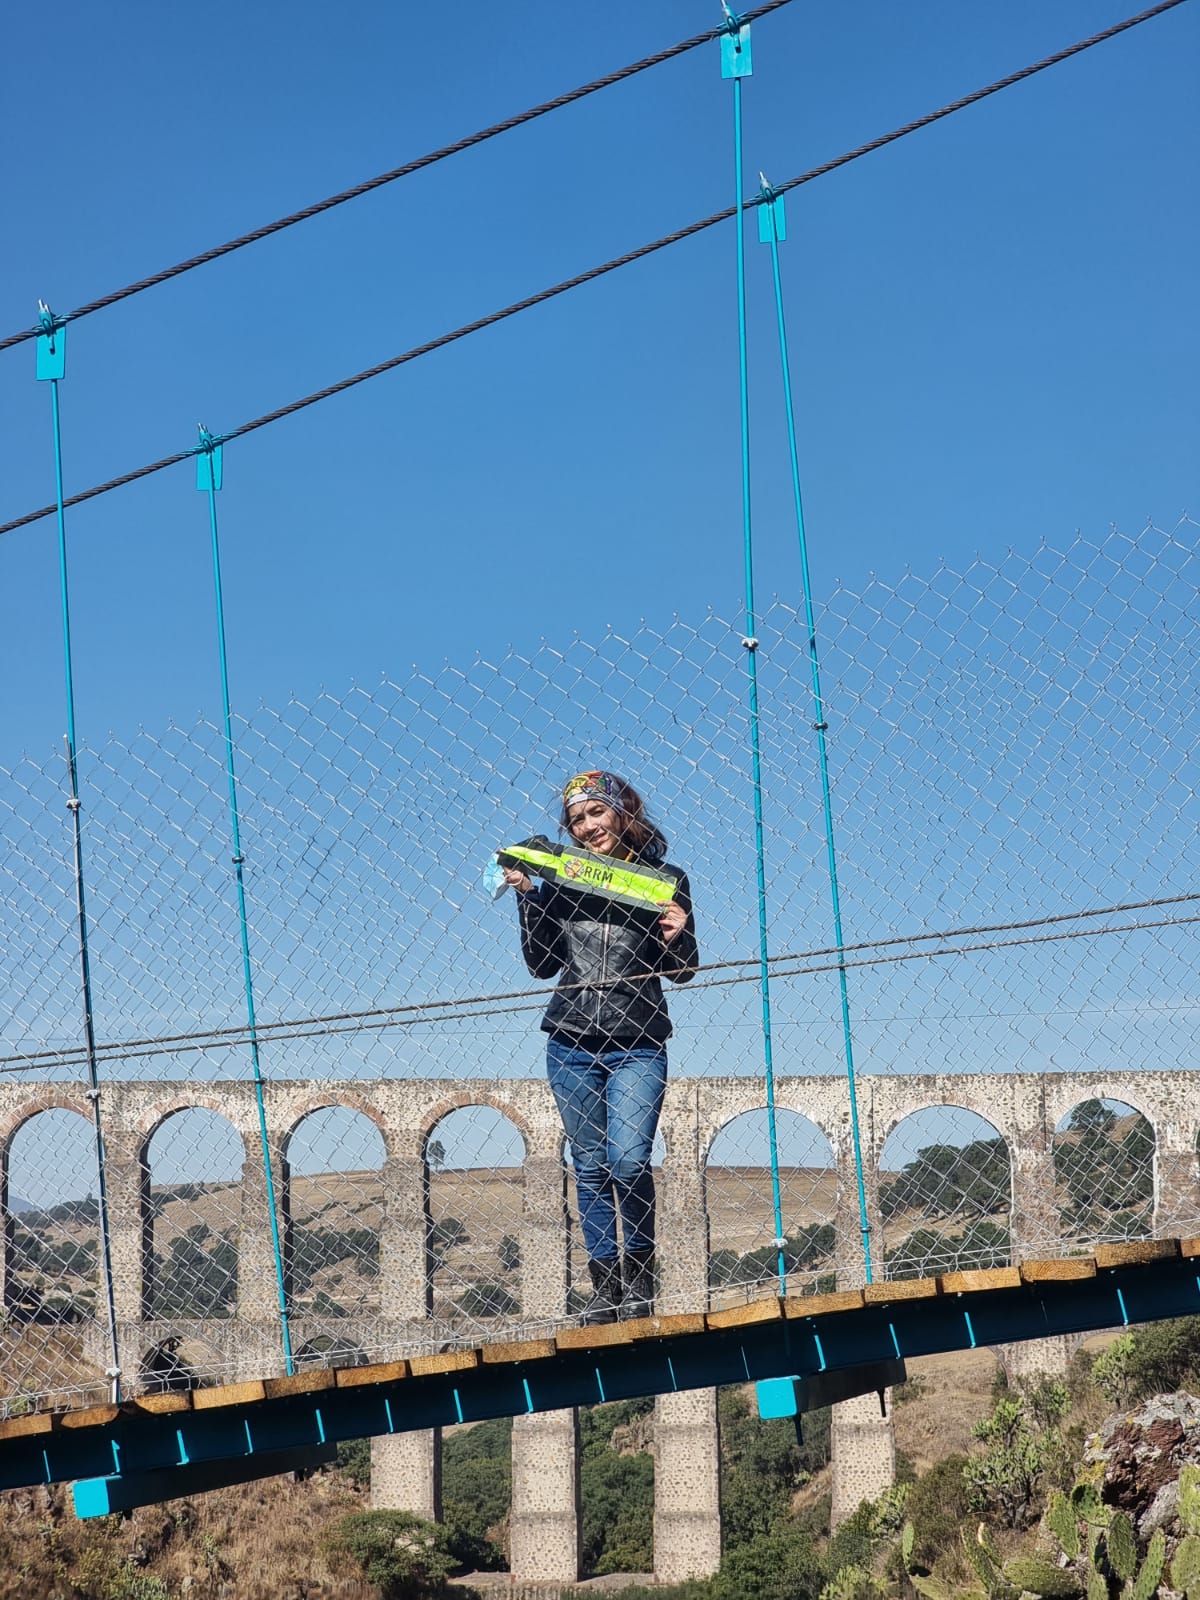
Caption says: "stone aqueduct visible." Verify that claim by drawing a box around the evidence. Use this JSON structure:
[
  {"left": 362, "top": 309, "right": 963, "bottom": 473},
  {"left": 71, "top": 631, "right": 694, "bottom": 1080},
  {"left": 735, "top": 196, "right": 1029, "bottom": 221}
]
[{"left": 3, "top": 1070, "right": 1198, "bottom": 1584}]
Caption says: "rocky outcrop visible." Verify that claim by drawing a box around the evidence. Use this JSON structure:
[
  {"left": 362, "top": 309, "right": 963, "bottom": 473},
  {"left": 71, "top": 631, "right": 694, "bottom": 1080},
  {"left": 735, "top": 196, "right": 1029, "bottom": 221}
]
[{"left": 1086, "top": 1392, "right": 1200, "bottom": 1537}]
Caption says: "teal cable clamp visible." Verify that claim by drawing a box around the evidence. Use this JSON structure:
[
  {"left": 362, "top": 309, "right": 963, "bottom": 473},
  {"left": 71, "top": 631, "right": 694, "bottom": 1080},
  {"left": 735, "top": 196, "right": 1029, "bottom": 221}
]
[
  {"left": 197, "top": 427, "right": 295, "bottom": 1375},
  {"left": 721, "top": 14, "right": 787, "bottom": 1298},
  {"left": 36, "top": 303, "right": 125, "bottom": 1400},
  {"left": 757, "top": 180, "right": 874, "bottom": 1286}
]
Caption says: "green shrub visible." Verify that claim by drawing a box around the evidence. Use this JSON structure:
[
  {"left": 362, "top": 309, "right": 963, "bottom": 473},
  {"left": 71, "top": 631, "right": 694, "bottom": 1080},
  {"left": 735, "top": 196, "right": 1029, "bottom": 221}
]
[
  {"left": 322, "top": 1509, "right": 470, "bottom": 1598},
  {"left": 963, "top": 1385, "right": 1068, "bottom": 1530},
  {"left": 443, "top": 1455, "right": 511, "bottom": 1570},
  {"left": 824, "top": 1488, "right": 908, "bottom": 1580},
  {"left": 578, "top": 1403, "right": 656, "bottom": 1575},
  {"left": 1107, "top": 1316, "right": 1200, "bottom": 1402},
  {"left": 718, "top": 1387, "right": 807, "bottom": 1550},
  {"left": 442, "top": 1415, "right": 512, "bottom": 1570},
  {"left": 903, "top": 1453, "right": 972, "bottom": 1570},
  {"left": 456, "top": 1281, "right": 519, "bottom": 1318},
  {"left": 708, "top": 1526, "right": 825, "bottom": 1599},
  {"left": 581, "top": 1451, "right": 654, "bottom": 1575},
  {"left": 334, "top": 1435, "right": 372, "bottom": 1488}
]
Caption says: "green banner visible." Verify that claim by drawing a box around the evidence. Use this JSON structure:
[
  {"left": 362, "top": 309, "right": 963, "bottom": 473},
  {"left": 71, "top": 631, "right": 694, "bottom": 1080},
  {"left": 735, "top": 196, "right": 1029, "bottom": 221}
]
[{"left": 497, "top": 836, "right": 676, "bottom": 911}]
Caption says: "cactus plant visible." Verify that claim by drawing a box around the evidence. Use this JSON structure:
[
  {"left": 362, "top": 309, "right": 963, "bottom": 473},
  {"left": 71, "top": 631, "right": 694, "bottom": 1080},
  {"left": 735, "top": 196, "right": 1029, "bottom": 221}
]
[
  {"left": 1000, "top": 1556, "right": 1083, "bottom": 1596},
  {"left": 907, "top": 1576, "right": 982, "bottom": 1600},
  {"left": 962, "top": 1525, "right": 1018, "bottom": 1600},
  {"left": 1171, "top": 1533, "right": 1200, "bottom": 1599},
  {"left": 1046, "top": 1490, "right": 1081, "bottom": 1561},
  {"left": 1123, "top": 1527, "right": 1164, "bottom": 1600},
  {"left": 1106, "top": 1511, "right": 1137, "bottom": 1581},
  {"left": 1181, "top": 1465, "right": 1200, "bottom": 1534}
]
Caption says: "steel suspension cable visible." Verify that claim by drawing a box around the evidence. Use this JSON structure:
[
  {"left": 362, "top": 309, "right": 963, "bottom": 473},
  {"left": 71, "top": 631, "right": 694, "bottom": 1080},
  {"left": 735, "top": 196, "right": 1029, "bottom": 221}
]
[
  {"left": 0, "top": 0, "right": 1186, "bottom": 543},
  {"left": 0, "top": 0, "right": 796, "bottom": 356},
  {"left": 758, "top": 184, "right": 874, "bottom": 1283},
  {"left": 7, "top": 904, "right": 1196, "bottom": 1075},
  {"left": 3, "top": 890, "right": 1195, "bottom": 1074},
  {"left": 720, "top": 15, "right": 788, "bottom": 1297},
  {"left": 197, "top": 435, "right": 295, "bottom": 1374},
  {"left": 35, "top": 311, "right": 124, "bottom": 1400}
]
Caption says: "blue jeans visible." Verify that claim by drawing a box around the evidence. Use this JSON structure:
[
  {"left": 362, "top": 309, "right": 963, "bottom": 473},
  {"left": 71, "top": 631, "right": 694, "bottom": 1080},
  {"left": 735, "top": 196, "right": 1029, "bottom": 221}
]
[{"left": 545, "top": 1038, "right": 668, "bottom": 1261}]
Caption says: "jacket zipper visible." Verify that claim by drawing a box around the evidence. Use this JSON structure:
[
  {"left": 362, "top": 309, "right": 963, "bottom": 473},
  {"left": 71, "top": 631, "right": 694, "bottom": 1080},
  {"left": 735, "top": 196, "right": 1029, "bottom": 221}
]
[{"left": 596, "top": 917, "right": 610, "bottom": 1032}]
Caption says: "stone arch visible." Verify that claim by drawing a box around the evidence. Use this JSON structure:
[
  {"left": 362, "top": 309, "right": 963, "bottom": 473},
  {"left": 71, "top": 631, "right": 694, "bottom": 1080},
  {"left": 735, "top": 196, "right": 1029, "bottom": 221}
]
[
  {"left": 425, "top": 1103, "right": 527, "bottom": 1328},
  {"left": 142, "top": 1107, "right": 246, "bottom": 1322},
  {"left": 0, "top": 1091, "right": 92, "bottom": 1152},
  {"left": 878, "top": 1105, "right": 1013, "bottom": 1281},
  {"left": 420, "top": 1091, "right": 534, "bottom": 1156},
  {"left": 281, "top": 1105, "right": 387, "bottom": 1319},
  {"left": 3, "top": 1107, "right": 100, "bottom": 1323},
  {"left": 134, "top": 1093, "right": 257, "bottom": 1151},
  {"left": 1052, "top": 1095, "right": 1154, "bottom": 1247},
  {"left": 704, "top": 1107, "right": 837, "bottom": 1305},
  {"left": 282, "top": 1091, "right": 393, "bottom": 1160}
]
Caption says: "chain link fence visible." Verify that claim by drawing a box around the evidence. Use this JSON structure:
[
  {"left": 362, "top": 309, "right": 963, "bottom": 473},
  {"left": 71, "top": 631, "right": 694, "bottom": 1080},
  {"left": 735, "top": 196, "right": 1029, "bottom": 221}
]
[{"left": 1, "top": 517, "right": 1197, "bottom": 1408}]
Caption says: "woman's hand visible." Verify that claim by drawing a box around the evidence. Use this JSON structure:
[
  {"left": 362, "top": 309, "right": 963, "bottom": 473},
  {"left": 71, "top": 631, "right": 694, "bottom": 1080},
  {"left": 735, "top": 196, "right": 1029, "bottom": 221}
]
[
  {"left": 503, "top": 865, "right": 535, "bottom": 894},
  {"left": 658, "top": 901, "right": 688, "bottom": 943}
]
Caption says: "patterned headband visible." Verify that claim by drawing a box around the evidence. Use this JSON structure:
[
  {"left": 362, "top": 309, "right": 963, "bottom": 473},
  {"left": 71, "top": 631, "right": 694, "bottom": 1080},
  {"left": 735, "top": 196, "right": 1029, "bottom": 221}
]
[{"left": 562, "top": 770, "right": 624, "bottom": 813}]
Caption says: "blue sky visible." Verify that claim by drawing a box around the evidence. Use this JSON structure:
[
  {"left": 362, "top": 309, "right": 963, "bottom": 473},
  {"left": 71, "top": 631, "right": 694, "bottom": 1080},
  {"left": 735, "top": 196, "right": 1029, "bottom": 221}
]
[
  {"left": 3, "top": 3, "right": 1198, "bottom": 1212},
  {"left": 1, "top": 1, "right": 1195, "bottom": 767}
]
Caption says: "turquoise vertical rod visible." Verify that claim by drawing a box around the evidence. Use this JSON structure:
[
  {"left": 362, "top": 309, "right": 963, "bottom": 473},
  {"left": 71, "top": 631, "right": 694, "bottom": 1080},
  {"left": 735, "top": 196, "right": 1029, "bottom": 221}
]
[
  {"left": 198, "top": 433, "right": 295, "bottom": 1373},
  {"left": 760, "top": 191, "right": 873, "bottom": 1283},
  {"left": 724, "top": 27, "right": 788, "bottom": 1296},
  {"left": 37, "top": 307, "right": 124, "bottom": 1398}
]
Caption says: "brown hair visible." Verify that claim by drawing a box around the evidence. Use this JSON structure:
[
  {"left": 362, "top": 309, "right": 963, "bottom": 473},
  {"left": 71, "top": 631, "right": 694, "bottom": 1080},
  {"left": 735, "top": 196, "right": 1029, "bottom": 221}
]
[{"left": 560, "top": 774, "right": 668, "bottom": 864}]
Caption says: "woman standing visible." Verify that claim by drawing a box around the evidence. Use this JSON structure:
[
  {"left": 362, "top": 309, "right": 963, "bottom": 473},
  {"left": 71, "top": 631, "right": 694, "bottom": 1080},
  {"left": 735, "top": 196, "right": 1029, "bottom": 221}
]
[{"left": 503, "top": 771, "right": 698, "bottom": 1322}]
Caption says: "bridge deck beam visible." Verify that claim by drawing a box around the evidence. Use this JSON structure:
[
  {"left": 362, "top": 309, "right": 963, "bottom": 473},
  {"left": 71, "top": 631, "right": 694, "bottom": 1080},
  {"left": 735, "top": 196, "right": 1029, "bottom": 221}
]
[{"left": 0, "top": 1242, "right": 1193, "bottom": 1512}]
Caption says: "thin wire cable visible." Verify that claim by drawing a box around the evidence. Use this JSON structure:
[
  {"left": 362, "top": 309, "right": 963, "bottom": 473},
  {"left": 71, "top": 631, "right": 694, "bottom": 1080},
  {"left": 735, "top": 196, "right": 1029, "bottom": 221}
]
[
  {"left": 1, "top": 0, "right": 1186, "bottom": 542},
  {"left": 198, "top": 437, "right": 294, "bottom": 1373},
  {"left": 2, "top": 889, "right": 1195, "bottom": 1071},
  {"left": 761, "top": 186, "right": 872, "bottom": 1282},
  {"left": 39, "top": 317, "right": 124, "bottom": 1401},
  {"left": 726, "top": 28, "right": 789, "bottom": 1296},
  {"left": 6, "top": 905, "right": 1197, "bottom": 1074},
  {"left": 0, "top": 0, "right": 796, "bottom": 356}
]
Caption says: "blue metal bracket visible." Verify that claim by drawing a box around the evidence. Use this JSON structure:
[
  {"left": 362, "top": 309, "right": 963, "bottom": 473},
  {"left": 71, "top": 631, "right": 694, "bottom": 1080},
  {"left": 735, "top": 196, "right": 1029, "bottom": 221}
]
[
  {"left": 197, "top": 426, "right": 223, "bottom": 492},
  {"left": 757, "top": 182, "right": 787, "bottom": 244},
  {"left": 74, "top": 1442, "right": 336, "bottom": 1517},
  {"left": 35, "top": 301, "right": 66, "bottom": 381},
  {"left": 756, "top": 1376, "right": 799, "bottom": 1418},
  {"left": 720, "top": 9, "right": 752, "bottom": 77},
  {"left": 758, "top": 1357, "right": 908, "bottom": 1419}
]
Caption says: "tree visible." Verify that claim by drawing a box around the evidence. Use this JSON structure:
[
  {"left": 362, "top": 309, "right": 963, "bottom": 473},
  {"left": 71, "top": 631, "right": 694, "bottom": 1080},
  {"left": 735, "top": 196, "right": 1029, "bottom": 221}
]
[
  {"left": 428, "top": 1217, "right": 468, "bottom": 1259},
  {"left": 1068, "top": 1098, "right": 1116, "bottom": 1134},
  {"left": 963, "top": 1384, "right": 1068, "bottom": 1530},
  {"left": 456, "top": 1281, "right": 518, "bottom": 1318},
  {"left": 441, "top": 1414, "right": 512, "bottom": 1571},
  {"left": 717, "top": 1387, "right": 813, "bottom": 1550}
]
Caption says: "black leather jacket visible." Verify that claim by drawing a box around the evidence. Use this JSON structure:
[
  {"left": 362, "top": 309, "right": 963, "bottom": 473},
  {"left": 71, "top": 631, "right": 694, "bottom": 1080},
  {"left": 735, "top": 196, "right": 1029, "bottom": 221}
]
[{"left": 517, "top": 862, "right": 698, "bottom": 1045}]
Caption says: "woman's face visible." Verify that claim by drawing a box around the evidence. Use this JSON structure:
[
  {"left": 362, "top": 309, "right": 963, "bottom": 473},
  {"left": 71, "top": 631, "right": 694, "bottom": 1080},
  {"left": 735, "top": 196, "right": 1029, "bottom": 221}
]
[{"left": 567, "top": 798, "right": 623, "bottom": 856}]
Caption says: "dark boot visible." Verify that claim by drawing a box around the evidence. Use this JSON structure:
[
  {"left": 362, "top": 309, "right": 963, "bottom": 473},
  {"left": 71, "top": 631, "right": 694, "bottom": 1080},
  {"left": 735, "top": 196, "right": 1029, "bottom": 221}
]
[
  {"left": 581, "top": 1257, "right": 622, "bottom": 1325},
  {"left": 621, "top": 1249, "right": 656, "bottom": 1320}
]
